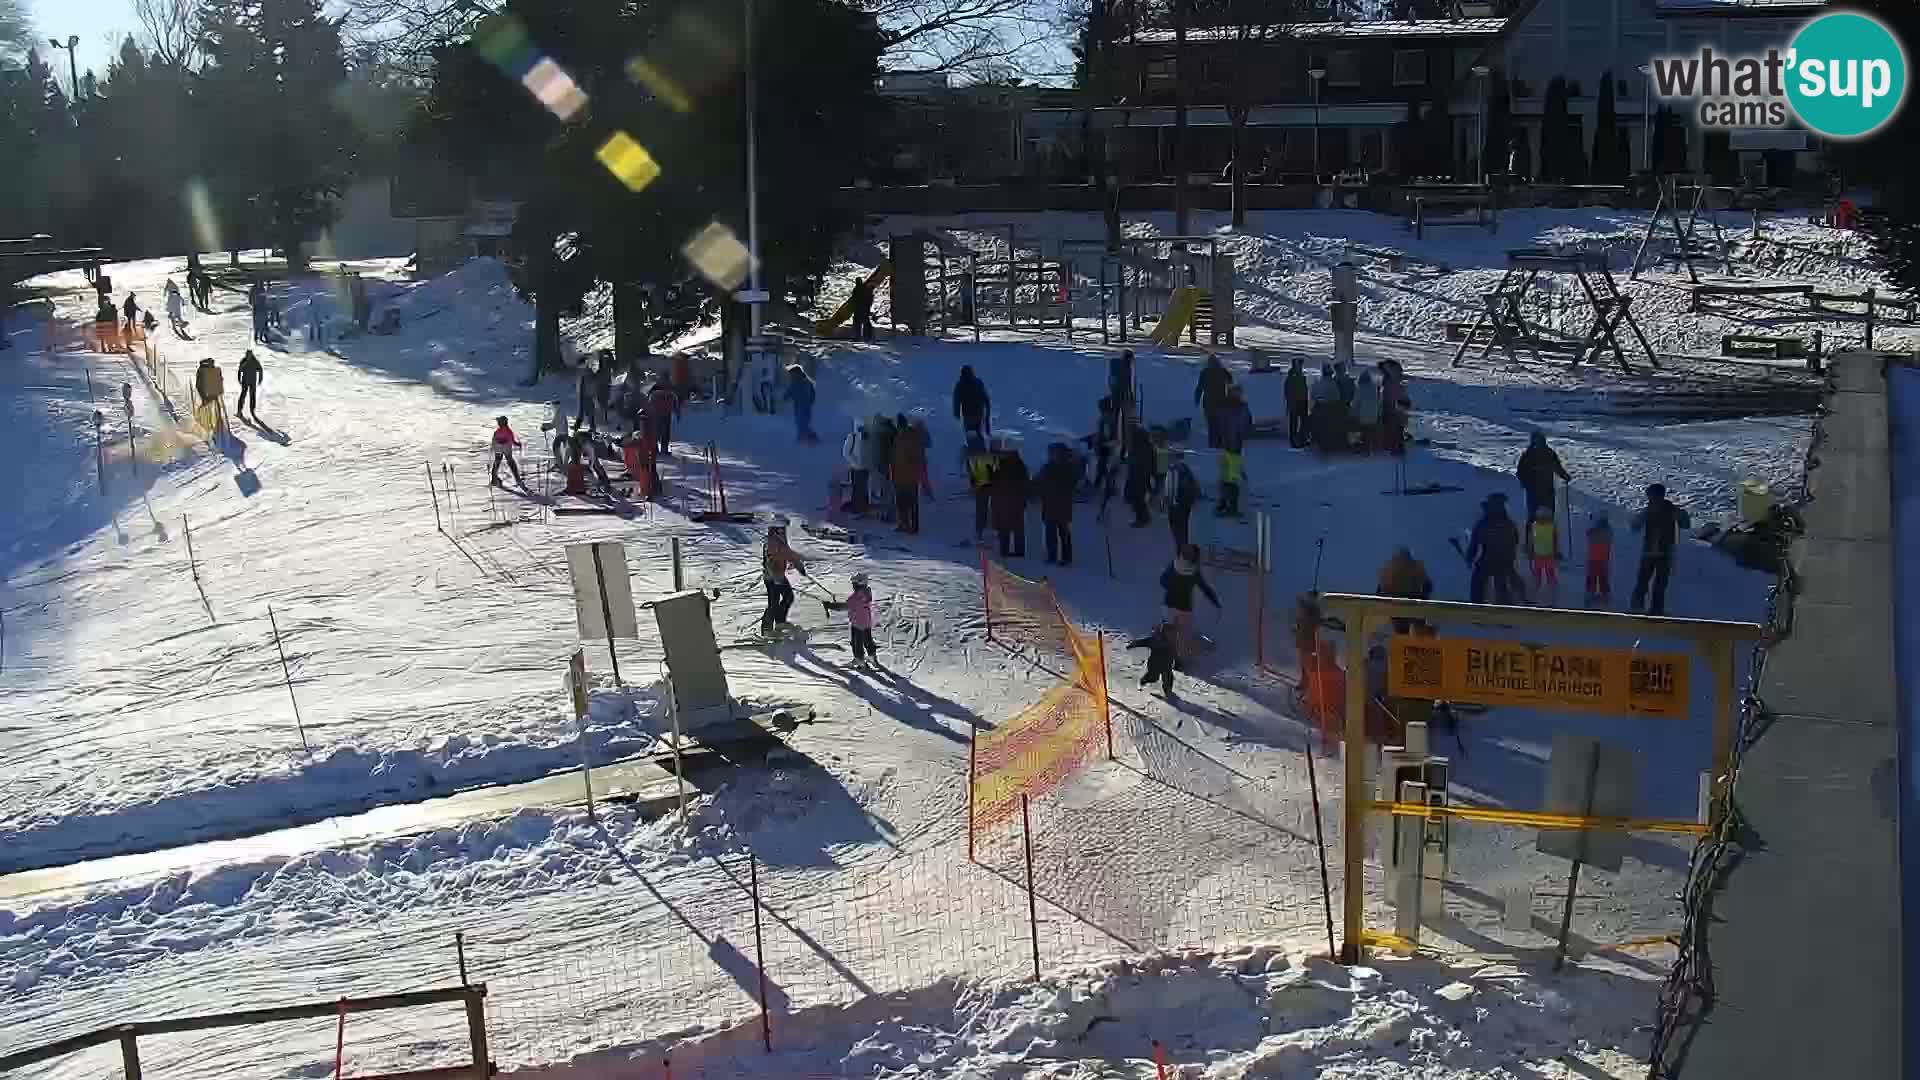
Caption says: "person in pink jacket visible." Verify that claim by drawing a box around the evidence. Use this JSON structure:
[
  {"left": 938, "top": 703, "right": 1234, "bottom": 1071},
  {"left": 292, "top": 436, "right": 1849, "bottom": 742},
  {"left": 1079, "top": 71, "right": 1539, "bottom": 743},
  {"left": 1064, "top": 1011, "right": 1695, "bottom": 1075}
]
[{"left": 824, "top": 572, "right": 878, "bottom": 669}]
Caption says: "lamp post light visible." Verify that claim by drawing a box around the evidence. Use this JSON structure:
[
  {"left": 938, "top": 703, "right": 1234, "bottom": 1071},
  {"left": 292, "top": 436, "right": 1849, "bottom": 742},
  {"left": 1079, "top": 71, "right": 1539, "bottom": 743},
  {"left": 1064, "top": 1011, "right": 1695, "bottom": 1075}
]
[
  {"left": 1638, "top": 63, "right": 1653, "bottom": 173},
  {"left": 48, "top": 35, "right": 80, "bottom": 103},
  {"left": 1471, "top": 64, "right": 1491, "bottom": 184},
  {"left": 1308, "top": 67, "right": 1327, "bottom": 182}
]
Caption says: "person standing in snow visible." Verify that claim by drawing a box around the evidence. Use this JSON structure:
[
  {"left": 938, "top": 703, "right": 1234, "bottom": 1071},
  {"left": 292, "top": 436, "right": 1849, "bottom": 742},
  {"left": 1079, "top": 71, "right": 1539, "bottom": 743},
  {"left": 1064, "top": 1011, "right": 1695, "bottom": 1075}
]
[
  {"left": 490, "top": 416, "right": 525, "bottom": 487},
  {"left": 236, "top": 350, "right": 263, "bottom": 422},
  {"left": 1124, "top": 423, "right": 1156, "bottom": 527},
  {"left": 1284, "top": 356, "right": 1311, "bottom": 449},
  {"left": 164, "top": 280, "right": 188, "bottom": 337},
  {"left": 122, "top": 292, "right": 140, "bottom": 334},
  {"left": 1334, "top": 362, "right": 1355, "bottom": 405},
  {"left": 1585, "top": 513, "right": 1614, "bottom": 606},
  {"left": 1465, "top": 493, "right": 1525, "bottom": 604},
  {"left": 1376, "top": 546, "right": 1434, "bottom": 632},
  {"left": 784, "top": 364, "right": 818, "bottom": 443},
  {"left": 850, "top": 275, "right": 876, "bottom": 341},
  {"left": 912, "top": 418, "right": 935, "bottom": 499},
  {"left": 194, "top": 357, "right": 227, "bottom": 434},
  {"left": 1129, "top": 621, "right": 1180, "bottom": 696},
  {"left": 989, "top": 439, "right": 1030, "bottom": 557},
  {"left": 1350, "top": 370, "right": 1381, "bottom": 453},
  {"left": 1379, "top": 360, "right": 1411, "bottom": 455},
  {"left": 1194, "top": 353, "right": 1233, "bottom": 447},
  {"left": 1168, "top": 452, "right": 1201, "bottom": 549},
  {"left": 965, "top": 433, "right": 996, "bottom": 542},
  {"left": 1516, "top": 431, "right": 1571, "bottom": 529},
  {"left": 952, "top": 365, "right": 991, "bottom": 440},
  {"left": 890, "top": 416, "right": 926, "bottom": 534},
  {"left": 1160, "top": 544, "right": 1221, "bottom": 660},
  {"left": 1311, "top": 363, "right": 1347, "bottom": 451},
  {"left": 1630, "top": 483, "right": 1691, "bottom": 616},
  {"left": 760, "top": 520, "right": 808, "bottom": 636},
  {"left": 823, "top": 572, "right": 880, "bottom": 668},
  {"left": 842, "top": 420, "right": 871, "bottom": 515},
  {"left": 1528, "top": 505, "right": 1560, "bottom": 603},
  {"left": 1088, "top": 396, "right": 1121, "bottom": 499},
  {"left": 248, "top": 281, "right": 268, "bottom": 344},
  {"left": 1036, "top": 442, "right": 1077, "bottom": 566},
  {"left": 647, "top": 380, "right": 681, "bottom": 455}
]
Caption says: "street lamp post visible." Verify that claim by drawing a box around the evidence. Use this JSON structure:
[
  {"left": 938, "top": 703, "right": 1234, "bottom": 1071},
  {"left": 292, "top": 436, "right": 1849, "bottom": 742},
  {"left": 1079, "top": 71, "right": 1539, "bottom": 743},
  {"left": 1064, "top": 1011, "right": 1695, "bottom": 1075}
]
[
  {"left": 1472, "top": 64, "right": 1491, "bottom": 184},
  {"left": 48, "top": 36, "right": 80, "bottom": 103},
  {"left": 1637, "top": 63, "right": 1653, "bottom": 173},
  {"left": 1308, "top": 67, "right": 1327, "bottom": 183}
]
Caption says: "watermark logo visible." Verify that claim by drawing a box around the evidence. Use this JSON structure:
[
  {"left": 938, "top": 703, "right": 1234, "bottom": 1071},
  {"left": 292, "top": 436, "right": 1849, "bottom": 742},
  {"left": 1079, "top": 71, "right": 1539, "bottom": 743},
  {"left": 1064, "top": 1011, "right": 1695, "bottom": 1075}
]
[{"left": 1647, "top": 10, "right": 1907, "bottom": 140}]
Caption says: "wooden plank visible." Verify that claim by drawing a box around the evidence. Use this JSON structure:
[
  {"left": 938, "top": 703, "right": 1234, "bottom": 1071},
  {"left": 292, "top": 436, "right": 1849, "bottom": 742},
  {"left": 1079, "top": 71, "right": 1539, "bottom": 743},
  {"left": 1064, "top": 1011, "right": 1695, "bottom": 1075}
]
[
  {"left": 1318, "top": 594, "right": 1764, "bottom": 641},
  {"left": 1339, "top": 613, "right": 1372, "bottom": 964},
  {"left": 0, "top": 1028, "right": 119, "bottom": 1072},
  {"left": 131, "top": 986, "right": 482, "bottom": 1037}
]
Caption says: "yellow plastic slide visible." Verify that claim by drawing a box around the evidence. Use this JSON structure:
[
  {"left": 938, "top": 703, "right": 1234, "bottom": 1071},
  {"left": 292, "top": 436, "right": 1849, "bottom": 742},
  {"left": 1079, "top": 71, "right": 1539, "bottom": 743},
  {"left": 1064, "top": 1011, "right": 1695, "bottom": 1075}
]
[
  {"left": 1148, "top": 286, "right": 1200, "bottom": 347},
  {"left": 814, "top": 260, "right": 893, "bottom": 336}
]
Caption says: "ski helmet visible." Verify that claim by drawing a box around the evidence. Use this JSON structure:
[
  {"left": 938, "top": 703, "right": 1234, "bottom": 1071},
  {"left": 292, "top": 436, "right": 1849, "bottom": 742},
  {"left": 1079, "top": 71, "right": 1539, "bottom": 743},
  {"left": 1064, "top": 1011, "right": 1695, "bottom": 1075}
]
[{"left": 851, "top": 572, "right": 869, "bottom": 587}]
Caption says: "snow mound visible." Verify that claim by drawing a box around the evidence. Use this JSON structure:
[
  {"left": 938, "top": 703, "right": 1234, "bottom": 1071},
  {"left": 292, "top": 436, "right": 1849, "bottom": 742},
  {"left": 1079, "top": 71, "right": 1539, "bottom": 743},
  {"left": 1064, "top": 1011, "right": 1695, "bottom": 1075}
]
[{"left": 534, "top": 946, "right": 1657, "bottom": 1080}]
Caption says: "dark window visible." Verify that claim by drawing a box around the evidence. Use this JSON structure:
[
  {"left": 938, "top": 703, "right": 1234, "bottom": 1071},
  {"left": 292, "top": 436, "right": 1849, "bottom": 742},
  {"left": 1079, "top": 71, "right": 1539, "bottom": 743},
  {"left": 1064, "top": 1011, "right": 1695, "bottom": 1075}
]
[
  {"left": 1393, "top": 50, "right": 1429, "bottom": 86},
  {"left": 1328, "top": 50, "right": 1362, "bottom": 87}
]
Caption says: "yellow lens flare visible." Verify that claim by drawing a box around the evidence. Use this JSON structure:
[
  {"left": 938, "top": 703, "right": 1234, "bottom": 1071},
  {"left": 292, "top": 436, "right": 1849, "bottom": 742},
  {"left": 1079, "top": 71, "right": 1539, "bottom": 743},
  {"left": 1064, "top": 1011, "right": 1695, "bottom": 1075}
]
[
  {"left": 681, "top": 222, "right": 753, "bottom": 290},
  {"left": 522, "top": 58, "right": 589, "bottom": 122},
  {"left": 184, "top": 178, "right": 222, "bottom": 258},
  {"left": 625, "top": 56, "right": 694, "bottom": 114},
  {"left": 596, "top": 131, "right": 662, "bottom": 192}
]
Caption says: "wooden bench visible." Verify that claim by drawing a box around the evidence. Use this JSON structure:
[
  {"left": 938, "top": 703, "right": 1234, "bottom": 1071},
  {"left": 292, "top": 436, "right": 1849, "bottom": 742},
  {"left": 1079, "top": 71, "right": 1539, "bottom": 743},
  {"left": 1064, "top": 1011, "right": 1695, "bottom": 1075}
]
[
  {"left": 1689, "top": 282, "right": 1812, "bottom": 313},
  {"left": 1411, "top": 194, "right": 1495, "bottom": 240}
]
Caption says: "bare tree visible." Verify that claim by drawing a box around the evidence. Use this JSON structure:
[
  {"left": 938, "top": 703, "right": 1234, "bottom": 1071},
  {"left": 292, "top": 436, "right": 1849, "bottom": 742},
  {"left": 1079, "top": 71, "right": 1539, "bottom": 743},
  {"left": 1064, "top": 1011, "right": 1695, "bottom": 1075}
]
[
  {"left": 1192, "top": 0, "right": 1312, "bottom": 228},
  {"left": 133, "top": 0, "right": 201, "bottom": 68}
]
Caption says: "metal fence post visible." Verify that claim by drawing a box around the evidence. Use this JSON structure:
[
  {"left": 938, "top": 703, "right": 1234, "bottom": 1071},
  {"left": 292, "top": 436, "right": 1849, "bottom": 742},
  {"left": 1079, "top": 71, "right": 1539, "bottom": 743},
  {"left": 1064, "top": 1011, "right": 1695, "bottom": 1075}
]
[
  {"left": 1022, "top": 794, "right": 1040, "bottom": 981},
  {"left": 463, "top": 985, "right": 490, "bottom": 1080},
  {"left": 117, "top": 1029, "right": 141, "bottom": 1080}
]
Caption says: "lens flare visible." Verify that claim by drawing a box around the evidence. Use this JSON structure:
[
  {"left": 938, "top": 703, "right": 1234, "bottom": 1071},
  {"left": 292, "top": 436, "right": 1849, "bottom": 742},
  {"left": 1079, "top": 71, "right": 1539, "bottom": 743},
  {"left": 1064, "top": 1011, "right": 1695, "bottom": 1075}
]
[
  {"left": 596, "top": 132, "right": 662, "bottom": 192},
  {"left": 682, "top": 222, "right": 753, "bottom": 290},
  {"left": 184, "top": 178, "right": 222, "bottom": 256}
]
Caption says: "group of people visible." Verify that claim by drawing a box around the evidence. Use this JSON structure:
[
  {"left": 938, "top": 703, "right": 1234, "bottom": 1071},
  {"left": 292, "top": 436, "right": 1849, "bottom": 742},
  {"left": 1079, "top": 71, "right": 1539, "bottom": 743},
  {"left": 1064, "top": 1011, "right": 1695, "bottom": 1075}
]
[
  {"left": 841, "top": 411, "right": 935, "bottom": 533},
  {"left": 1284, "top": 356, "right": 1410, "bottom": 454},
  {"left": 190, "top": 350, "right": 264, "bottom": 434}
]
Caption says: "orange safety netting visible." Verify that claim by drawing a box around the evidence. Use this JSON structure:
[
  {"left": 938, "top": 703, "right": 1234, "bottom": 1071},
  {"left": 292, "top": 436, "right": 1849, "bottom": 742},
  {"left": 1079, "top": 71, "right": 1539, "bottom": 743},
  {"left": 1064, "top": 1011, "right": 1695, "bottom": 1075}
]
[{"left": 972, "top": 559, "right": 1110, "bottom": 833}]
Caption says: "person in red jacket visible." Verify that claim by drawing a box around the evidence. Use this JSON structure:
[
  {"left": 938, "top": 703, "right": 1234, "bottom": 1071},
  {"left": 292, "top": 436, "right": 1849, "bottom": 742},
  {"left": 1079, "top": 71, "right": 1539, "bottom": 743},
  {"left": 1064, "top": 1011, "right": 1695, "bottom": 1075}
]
[
  {"left": 489, "top": 416, "right": 524, "bottom": 487},
  {"left": 647, "top": 381, "right": 682, "bottom": 456}
]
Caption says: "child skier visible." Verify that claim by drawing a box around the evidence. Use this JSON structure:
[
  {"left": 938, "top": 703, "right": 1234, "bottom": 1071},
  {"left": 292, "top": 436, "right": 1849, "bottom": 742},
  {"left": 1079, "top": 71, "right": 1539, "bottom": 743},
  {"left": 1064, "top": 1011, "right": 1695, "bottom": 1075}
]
[
  {"left": 1528, "top": 505, "right": 1558, "bottom": 602},
  {"left": 761, "top": 519, "right": 808, "bottom": 637},
  {"left": 1128, "top": 621, "right": 1179, "bottom": 696},
  {"left": 1585, "top": 513, "right": 1614, "bottom": 606},
  {"left": 489, "top": 416, "right": 525, "bottom": 487},
  {"left": 822, "top": 572, "right": 879, "bottom": 669},
  {"left": 965, "top": 433, "right": 995, "bottom": 543},
  {"left": 1215, "top": 447, "right": 1243, "bottom": 517}
]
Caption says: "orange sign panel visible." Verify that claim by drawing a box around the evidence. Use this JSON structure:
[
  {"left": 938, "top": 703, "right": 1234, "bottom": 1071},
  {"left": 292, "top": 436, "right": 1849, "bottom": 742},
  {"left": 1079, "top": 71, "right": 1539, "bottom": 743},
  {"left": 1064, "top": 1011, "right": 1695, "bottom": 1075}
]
[{"left": 1387, "top": 636, "right": 1690, "bottom": 718}]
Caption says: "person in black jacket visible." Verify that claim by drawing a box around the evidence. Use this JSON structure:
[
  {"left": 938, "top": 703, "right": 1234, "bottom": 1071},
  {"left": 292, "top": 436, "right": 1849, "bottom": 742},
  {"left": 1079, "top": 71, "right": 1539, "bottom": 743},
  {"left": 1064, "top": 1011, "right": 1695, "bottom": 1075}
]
[
  {"left": 1516, "top": 432, "right": 1571, "bottom": 526},
  {"left": 236, "top": 350, "right": 263, "bottom": 420},
  {"left": 1630, "top": 483, "right": 1692, "bottom": 615},
  {"left": 1035, "top": 442, "right": 1077, "bottom": 566},
  {"left": 989, "top": 441, "right": 1030, "bottom": 557},
  {"left": 952, "top": 365, "right": 990, "bottom": 440},
  {"left": 1129, "top": 622, "right": 1179, "bottom": 695},
  {"left": 1124, "top": 423, "right": 1156, "bottom": 527},
  {"left": 1160, "top": 544, "right": 1220, "bottom": 659},
  {"left": 1465, "top": 493, "right": 1525, "bottom": 604},
  {"left": 1283, "top": 357, "right": 1311, "bottom": 448},
  {"left": 1195, "top": 354, "right": 1233, "bottom": 447}
]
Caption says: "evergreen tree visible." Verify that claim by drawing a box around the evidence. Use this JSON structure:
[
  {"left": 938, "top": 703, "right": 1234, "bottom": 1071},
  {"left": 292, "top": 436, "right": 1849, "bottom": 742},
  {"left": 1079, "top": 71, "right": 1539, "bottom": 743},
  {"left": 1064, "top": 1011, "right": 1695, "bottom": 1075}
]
[
  {"left": 1590, "top": 70, "right": 1622, "bottom": 183},
  {"left": 1481, "top": 70, "right": 1510, "bottom": 178},
  {"left": 1540, "top": 77, "right": 1567, "bottom": 182}
]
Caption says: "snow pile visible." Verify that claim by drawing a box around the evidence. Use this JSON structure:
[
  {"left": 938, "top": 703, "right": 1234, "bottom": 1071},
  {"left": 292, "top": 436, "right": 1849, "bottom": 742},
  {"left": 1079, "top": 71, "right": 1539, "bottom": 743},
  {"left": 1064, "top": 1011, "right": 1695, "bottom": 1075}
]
[{"left": 537, "top": 946, "right": 1656, "bottom": 1080}]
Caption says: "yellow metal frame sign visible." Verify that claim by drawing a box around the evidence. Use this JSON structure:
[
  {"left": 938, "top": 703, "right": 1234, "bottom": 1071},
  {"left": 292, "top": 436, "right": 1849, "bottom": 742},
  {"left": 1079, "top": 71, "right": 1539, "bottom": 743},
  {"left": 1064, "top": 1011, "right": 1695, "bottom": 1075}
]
[{"left": 1387, "top": 636, "right": 1691, "bottom": 718}]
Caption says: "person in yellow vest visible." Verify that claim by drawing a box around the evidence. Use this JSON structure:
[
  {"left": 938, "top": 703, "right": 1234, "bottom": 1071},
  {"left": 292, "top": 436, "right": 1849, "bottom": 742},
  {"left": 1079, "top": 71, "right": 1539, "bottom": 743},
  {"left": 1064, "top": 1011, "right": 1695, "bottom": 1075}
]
[
  {"left": 1216, "top": 447, "right": 1243, "bottom": 517},
  {"left": 1528, "top": 505, "right": 1559, "bottom": 603},
  {"left": 964, "top": 433, "right": 996, "bottom": 543}
]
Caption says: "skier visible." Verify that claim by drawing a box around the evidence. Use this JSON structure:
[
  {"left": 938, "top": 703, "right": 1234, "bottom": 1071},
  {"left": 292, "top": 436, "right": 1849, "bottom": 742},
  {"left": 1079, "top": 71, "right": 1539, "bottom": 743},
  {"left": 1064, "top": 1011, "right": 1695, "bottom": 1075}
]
[
  {"left": 1585, "top": 512, "right": 1614, "bottom": 606},
  {"left": 1379, "top": 360, "right": 1411, "bottom": 455},
  {"left": 1351, "top": 370, "right": 1381, "bottom": 453},
  {"left": 890, "top": 415, "right": 926, "bottom": 534},
  {"left": 164, "top": 279, "right": 187, "bottom": 337},
  {"left": 1465, "top": 493, "right": 1525, "bottom": 604},
  {"left": 566, "top": 432, "right": 611, "bottom": 493},
  {"left": 1214, "top": 445, "right": 1243, "bottom": 518},
  {"left": 1035, "top": 442, "right": 1076, "bottom": 566},
  {"left": 1528, "top": 505, "right": 1560, "bottom": 603},
  {"left": 623, "top": 424, "right": 661, "bottom": 499},
  {"left": 965, "top": 433, "right": 995, "bottom": 542},
  {"left": 1630, "top": 483, "right": 1691, "bottom": 616},
  {"left": 1516, "top": 431, "right": 1571, "bottom": 530},
  {"left": 952, "top": 365, "right": 990, "bottom": 440},
  {"left": 1376, "top": 546, "right": 1434, "bottom": 632},
  {"left": 989, "top": 439, "right": 1030, "bottom": 557},
  {"left": 574, "top": 356, "right": 600, "bottom": 431},
  {"left": 1087, "top": 396, "right": 1121, "bottom": 499},
  {"left": 1128, "top": 621, "right": 1180, "bottom": 696},
  {"left": 248, "top": 281, "right": 268, "bottom": 343},
  {"left": 822, "top": 572, "right": 879, "bottom": 669},
  {"left": 912, "top": 417, "right": 935, "bottom": 499},
  {"left": 1283, "top": 356, "right": 1311, "bottom": 449},
  {"left": 1160, "top": 544, "right": 1221, "bottom": 661},
  {"left": 1168, "top": 451, "right": 1201, "bottom": 550},
  {"left": 760, "top": 519, "right": 808, "bottom": 637},
  {"left": 490, "top": 416, "right": 526, "bottom": 487},
  {"left": 850, "top": 274, "right": 876, "bottom": 341},
  {"left": 1124, "top": 423, "right": 1156, "bottom": 527},
  {"left": 784, "top": 364, "right": 818, "bottom": 443},
  {"left": 647, "top": 380, "right": 681, "bottom": 455},
  {"left": 842, "top": 420, "right": 871, "bottom": 515},
  {"left": 1216, "top": 384, "right": 1251, "bottom": 517},
  {"left": 1194, "top": 354, "right": 1232, "bottom": 448},
  {"left": 235, "top": 350, "right": 263, "bottom": 421},
  {"left": 1311, "top": 363, "right": 1347, "bottom": 452}
]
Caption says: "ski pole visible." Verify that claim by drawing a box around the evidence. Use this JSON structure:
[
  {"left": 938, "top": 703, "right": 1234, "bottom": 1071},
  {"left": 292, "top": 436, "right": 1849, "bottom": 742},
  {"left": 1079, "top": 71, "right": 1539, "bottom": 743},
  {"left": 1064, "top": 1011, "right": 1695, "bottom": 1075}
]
[{"left": 1310, "top": 533, "right": 1326, "bottom": 593}]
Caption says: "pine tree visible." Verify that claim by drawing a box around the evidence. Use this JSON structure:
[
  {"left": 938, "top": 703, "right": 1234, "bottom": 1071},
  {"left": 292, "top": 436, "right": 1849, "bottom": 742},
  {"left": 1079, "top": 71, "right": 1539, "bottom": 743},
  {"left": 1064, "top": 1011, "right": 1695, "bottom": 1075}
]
[
  {"left": 1590, "top": 70, "right": 1622, "bottom": 183},
  {"left": 1481, "top": 70, "right": 1510, "bottom": 178},
  {"left": 1541, "top": 77, "right": 1568, "bottom": 182}
]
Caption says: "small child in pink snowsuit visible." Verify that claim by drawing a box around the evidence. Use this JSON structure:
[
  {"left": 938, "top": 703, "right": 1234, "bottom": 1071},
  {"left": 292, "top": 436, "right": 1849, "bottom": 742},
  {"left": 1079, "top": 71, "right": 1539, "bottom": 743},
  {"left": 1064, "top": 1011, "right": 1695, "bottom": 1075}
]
[{"left": 825, "top": 572, "right": 878, "bottom": 668}]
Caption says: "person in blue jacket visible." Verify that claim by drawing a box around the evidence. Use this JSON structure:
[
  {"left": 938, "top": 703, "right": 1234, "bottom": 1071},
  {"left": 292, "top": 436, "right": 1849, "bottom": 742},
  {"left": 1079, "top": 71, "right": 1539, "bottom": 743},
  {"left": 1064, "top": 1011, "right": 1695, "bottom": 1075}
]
[{"left": 783, "top": 363, "right": 817, "bottom": 443}]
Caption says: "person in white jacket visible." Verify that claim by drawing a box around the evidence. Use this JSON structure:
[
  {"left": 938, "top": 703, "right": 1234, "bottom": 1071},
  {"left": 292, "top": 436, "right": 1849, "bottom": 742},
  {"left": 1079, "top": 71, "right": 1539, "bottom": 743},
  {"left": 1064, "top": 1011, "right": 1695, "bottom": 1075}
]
[
  {"left": 842, "top": 421, "right": 871, "bottom": 515},
  {"left": 163, "top": 280, "right": 188, "bottom": 337},
  {"left": 1350, "top": 370, "right": 1381, "bottom": 452}
]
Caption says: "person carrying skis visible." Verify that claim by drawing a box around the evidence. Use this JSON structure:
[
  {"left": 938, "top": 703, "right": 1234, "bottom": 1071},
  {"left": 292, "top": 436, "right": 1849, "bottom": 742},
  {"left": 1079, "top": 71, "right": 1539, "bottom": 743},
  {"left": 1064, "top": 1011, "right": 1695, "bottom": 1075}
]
[
  {"left": 989, "top": 439, "right": 1030, "bottom": 557},
  {"left": 1195, "top": 354, "right": 1233, "bottom": 447},
  {"left": 1528, "top": 505, "right": 1560, "bottom": 601},
  {"left": 784, "top": 364, "right": 818, "bottom": 443},
  {"left": 1036, "top": 442, "right": 1077, "bottom": 566},
  {"left": 194, "top": 358, "right": 227, "bottom": 433},
  {"left": 1128, "top": 621, "right": 1180, "bottom": 696},
  {"left": 1283, "top": 356, "right": 1311, "bottom": 448},
  {"left": 1630, "top": 483, "right": 1691, "bottom": 615},
  {"left": 890, "top": 415, "right": 926, "bottom": 534},
  {"left": 490, "top": 416, "right": 525, "bottom": 487},
  {"left": 842, "top": 419, "right": 871, "bottom": 515},
  {"left": 1160, "top": 544, "right": 1220, "bottom": 661},
  {"left": 1124, "top": 423, "right": 1156, "bottom": 527},
  {"left": 236, "top": 350, "right": 263, "bottom": 421},
  {"left": 1516, "top": 431, "right": 1570, "bottom": 529},
  {"left": 760, "top": 519, "right": 808, "bottom": 636},
  {"left": 1465, "top": 492, "right": 1524, "bottom": 604},
  {"left": 822, "top": 572, "right": 879, "bottom": 668},
  {"left": 647, "top": 379, "right": 681, "bottom": 455},
  {"left": 1585, "top": 512, "right": 1614, "bottom": 606},
  {"left": 1168, "top": 452, "right": 1201, "bottom": 549},
  {"left": 952, "top": 365, "right": 990, "bottom": 440},
  {"left": 965, "top": 433, "right": 996, "bottom": 542}
]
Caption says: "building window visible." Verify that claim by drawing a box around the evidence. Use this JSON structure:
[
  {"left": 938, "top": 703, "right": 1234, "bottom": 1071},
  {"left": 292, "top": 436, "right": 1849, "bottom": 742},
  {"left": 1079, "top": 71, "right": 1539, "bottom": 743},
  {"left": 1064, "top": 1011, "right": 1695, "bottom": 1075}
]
[
  {"left": 1146, "top": 57, "right": 1175, "bottom": 87},
  {"left": 1393, "top": 50, "right": 1428, "bottom": 86},
  {"left": 1328, "top": 50, "right": 1361, "bottom": 87}
]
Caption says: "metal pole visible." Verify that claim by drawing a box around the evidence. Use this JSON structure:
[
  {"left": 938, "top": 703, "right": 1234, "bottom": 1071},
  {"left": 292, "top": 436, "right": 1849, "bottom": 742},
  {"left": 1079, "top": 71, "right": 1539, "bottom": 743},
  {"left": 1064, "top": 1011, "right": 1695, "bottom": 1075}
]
[
  {"left": 967, "top": 725, "right": 978, "bottom": 861},
  {"left": 455, "top": 932, "right": 469, "bottom": 986},
  {"left": 1022, "top": 794, "right": 1041, "bottom": 981},
  {"left": 463, "top": 989, "right": 490, "bottom": 1080},
  {"left": 749, "top": 852, "right": 771, "bottom": 1052},
  {"left": 588, "top": 544, "right": 623, "bottom": 687},
  {"left": 427, "top": 463, "right": 443, "bottom": 533},
  {"left": 668, "top": 675, "right": 689, "bottom": 822},
  {"left": 1554, "top": 743, "right": 1602, "bottom": 970},
  {"left": 672, "top": 537, "right": 684, "bottom": 591},
  {"left": 118, "top": 1030, "right": 141, "bottom": 1080},
  {"left": 268, "top": 606, "right": 312, "bottom": 755},
  {"left": 745, "top": 0, "right": 763, "bottom": 338}
]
